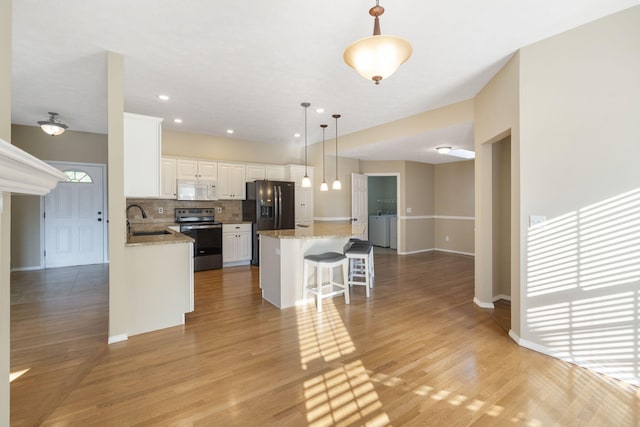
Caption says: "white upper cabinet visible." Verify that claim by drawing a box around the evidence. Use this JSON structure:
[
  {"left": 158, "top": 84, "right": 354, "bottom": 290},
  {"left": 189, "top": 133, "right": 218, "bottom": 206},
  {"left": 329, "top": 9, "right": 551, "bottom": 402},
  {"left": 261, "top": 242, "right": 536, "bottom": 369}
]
[
  {"left": 245, "top": 164, "right": 266, "bottom": 182},
  {"left": 218, "top": 162, "right": 246, "bottom": 199},
  {"left": 265, "top": 165, "right": 286, "bottom": 181},
  {"left": 176, "top": 159, "right": 218, "bottom": 181},
  {"left": 124, "top": 113, "right": 163, "bottom": 198},
  {"left": 246, "top": 164, "right": 286, "bottom": 182},
  {"left": 160, "top": 157, "right": 177, "bottom": 199}
]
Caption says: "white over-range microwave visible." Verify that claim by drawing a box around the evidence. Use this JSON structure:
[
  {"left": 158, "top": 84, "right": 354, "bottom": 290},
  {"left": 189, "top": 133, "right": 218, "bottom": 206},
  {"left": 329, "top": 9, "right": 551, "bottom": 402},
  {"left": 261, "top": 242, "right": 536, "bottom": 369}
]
[{"left": 176, "top": 179, "right": 218, "bottom": 201}]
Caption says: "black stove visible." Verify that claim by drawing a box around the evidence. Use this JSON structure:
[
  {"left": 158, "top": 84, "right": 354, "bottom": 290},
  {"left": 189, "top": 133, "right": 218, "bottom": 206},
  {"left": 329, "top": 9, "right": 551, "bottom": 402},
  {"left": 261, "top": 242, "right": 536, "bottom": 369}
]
[{"left": 176, "top": 208, "right": 222, "bottom": 271}]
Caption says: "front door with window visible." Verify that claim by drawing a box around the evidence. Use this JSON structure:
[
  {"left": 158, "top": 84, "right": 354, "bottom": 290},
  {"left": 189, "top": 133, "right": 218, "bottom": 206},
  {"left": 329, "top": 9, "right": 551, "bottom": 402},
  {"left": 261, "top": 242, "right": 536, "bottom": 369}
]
[{"left": 44, "top": 162, "right": 106, "bottom": 268}]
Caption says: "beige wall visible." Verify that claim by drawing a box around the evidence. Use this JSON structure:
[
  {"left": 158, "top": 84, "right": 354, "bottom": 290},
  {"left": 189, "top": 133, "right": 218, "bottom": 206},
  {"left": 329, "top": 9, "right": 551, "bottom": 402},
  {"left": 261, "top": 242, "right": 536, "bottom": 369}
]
[
  {"left": 338, "top": 100, "right": 473, "bottom": 153},
  {"left": 10, "top": 196, "right": 41, "bottom": 268},
  {"left": 163, "top": 129, "right": 302, "bottom": 165},
  {"left": 434, "top": 160, "right": 475, "bottom": 254},
  {"left": 107, "top": 51, "right": 127, "bottom": 342},
  {"left": 1, "top": 0, "right": 11, "bottom": 421},
  {"left": 10, "top": 125, "right": 108, "bottom": 269},
  {"left": 11, "top": 124, "right": 108, "bottom": 164},
  {"left": 473, "top": 50, "right": 521, "bottom": 330},
  {"left": 517, "top": 6, "right": 640, "bottom": 384},
  {"left": 491, "top": 138, "right": 510, "bottom": 297}
]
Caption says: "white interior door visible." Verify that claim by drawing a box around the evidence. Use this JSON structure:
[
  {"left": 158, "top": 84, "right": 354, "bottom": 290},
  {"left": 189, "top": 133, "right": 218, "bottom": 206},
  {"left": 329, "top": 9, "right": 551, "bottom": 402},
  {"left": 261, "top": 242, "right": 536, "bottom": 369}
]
[
  {"left": 44, "top": 163, "right": 106, "bottom": 268},
  {"left": 351, "top": 173, "right": 368, "bottom": 238}
]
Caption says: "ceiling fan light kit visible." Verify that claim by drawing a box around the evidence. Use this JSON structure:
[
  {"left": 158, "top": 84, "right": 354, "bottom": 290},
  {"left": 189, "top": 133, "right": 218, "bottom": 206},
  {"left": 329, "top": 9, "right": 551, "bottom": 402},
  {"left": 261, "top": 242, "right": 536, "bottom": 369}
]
[
  {"left": 37, "top": 112, "right": 68, "bottom": 136},
  {"left": 343, "top": 0, "right": 412, "bottom": 85}
]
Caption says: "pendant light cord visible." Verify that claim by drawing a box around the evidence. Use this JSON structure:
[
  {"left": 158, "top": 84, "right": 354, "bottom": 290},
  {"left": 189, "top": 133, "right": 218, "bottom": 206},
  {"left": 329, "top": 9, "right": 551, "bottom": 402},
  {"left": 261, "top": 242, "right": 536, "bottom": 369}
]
[
  {"left": 304, "top": 105, "right": 308, "bottom": 176},
  {"left": 333, "top": 114, "right": 341, "bottom": 180}
]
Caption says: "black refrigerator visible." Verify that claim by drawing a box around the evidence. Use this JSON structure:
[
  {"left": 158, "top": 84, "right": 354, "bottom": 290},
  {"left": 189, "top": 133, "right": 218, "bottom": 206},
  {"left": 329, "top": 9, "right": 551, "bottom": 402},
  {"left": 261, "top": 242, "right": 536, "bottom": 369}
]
[{"left": 243, "top": 180, "right": 296, "bottom": 265}]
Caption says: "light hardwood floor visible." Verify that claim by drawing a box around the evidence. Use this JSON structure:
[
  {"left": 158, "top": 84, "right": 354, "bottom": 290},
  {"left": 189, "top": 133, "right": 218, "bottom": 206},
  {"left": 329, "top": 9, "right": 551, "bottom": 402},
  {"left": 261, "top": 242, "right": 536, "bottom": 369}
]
[{"left": 10, "top": 252, "right": 639, "bottom": 426}]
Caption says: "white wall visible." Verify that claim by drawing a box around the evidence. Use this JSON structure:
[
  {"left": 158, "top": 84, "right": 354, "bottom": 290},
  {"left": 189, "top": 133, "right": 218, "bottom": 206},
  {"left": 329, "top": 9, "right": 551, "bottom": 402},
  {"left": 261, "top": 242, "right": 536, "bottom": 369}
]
[
  {"left": 0, "top": 0, "right": 11, "bottom": 423},
  {"left": 517, "top": 6, "right": 640, "bottom": 384}
]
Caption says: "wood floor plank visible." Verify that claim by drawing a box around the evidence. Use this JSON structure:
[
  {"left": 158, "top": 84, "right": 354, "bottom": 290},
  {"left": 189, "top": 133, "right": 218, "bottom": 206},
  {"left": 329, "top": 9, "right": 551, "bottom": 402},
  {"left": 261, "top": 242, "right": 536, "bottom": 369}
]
[{"left": 10, "top": 252, "right": 640, "bottom": 426}]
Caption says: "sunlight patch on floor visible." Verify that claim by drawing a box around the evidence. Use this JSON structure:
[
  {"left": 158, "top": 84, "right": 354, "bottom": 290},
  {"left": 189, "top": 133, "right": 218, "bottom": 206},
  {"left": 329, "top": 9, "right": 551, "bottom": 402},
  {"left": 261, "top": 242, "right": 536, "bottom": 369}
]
[
  {"left": 10, "top": 368, "right": 30, "bottom": 382},
  {"left": 297, "top": 302, "right": 389, "bottom": 426}
]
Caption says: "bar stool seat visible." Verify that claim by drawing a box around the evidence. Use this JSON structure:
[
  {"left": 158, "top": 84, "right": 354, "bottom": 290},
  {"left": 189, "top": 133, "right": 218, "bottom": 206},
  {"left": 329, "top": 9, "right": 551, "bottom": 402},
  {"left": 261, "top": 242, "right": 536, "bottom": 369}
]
[
  {"left": 345, "top": 241, "right": 374, "bottom": 297},
  {"left": 303, "top": 252, "right": 349, "bottom": 312}
]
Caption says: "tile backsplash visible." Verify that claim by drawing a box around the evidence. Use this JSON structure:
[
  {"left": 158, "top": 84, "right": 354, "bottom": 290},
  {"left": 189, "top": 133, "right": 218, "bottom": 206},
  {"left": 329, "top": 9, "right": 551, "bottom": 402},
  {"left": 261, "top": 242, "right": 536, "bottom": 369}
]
[{"left": 126, "top": 198, "right": 243, "bottom": 224}]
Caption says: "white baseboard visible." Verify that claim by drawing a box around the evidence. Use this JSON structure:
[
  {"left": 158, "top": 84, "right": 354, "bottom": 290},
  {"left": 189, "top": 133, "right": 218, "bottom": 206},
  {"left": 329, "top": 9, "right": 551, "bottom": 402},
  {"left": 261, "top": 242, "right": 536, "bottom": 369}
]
[
  {"left": 223, "top": 260, "right": 251, "bottom": 268},
  {"left": 397, "top": 248, "right": 434, "bottom": 255},
  {"left": 493, "top": 294, "right": 511, "bottom": 302},
  {"left": 473, "top": 297, "right": 495, "bottom": 309},
  {"left": 10, "top": 265, "right": 43, "bottom": 272},
  {"left": 108, "top": 334, "right": 128, "bottom": 344},
  {"left": 509, "top": 330, "right": 639, "bottom": 387},
  {"left": 313, "top": 217, "right": 352, "bottom": 221},
  {"left": 434, "top": 248, "right": 475, "bottom": 256}
]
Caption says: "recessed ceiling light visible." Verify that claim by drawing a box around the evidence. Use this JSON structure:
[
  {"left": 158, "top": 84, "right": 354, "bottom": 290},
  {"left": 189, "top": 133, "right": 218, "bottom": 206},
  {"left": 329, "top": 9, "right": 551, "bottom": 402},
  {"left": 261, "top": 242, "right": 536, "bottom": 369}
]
[
  {"left": 294, "top": 133, "right": 301, "bottom": 138},
  {"left": 226, "top": 129, "right": 234, "bottom": 134},
  {"left": 316, "top": 108, "right": 325, "bottom": 113},
  {"left": 157, "top": 94, "right": 170, "bottom": 101},
  {"left": 174, "top": 118, "right": 183, "bottom": 123}
]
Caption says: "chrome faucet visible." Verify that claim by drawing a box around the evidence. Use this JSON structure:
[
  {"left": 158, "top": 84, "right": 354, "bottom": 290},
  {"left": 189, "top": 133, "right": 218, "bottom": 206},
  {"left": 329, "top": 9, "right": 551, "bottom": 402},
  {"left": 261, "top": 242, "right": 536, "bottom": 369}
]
[{"left": 126, "top": 204, "right": 148, "bottom": 234}]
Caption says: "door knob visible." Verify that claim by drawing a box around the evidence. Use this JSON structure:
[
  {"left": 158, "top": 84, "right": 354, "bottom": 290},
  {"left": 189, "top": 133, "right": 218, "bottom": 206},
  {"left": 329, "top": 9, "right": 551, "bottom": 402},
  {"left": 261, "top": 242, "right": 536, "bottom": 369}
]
[
  {"left": 97, "top": 211, "right": 102, "bottom": 215},
  {"left": 97, "top": 218, "right": 102, "bottom": 222}
]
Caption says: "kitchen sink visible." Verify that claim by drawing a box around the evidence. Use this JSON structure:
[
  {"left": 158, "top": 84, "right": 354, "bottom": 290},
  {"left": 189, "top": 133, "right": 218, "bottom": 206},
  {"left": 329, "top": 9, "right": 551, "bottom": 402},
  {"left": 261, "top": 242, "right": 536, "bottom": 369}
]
[{"left": 131, "top": 230, "right": 172, "bottom": 236}]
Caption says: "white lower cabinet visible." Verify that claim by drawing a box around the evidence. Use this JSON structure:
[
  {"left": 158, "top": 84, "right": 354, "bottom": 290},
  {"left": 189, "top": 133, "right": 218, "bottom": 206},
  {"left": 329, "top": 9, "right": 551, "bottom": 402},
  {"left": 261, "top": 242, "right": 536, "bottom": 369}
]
[{"left": 223, "top": 223, "right": 252, "bottom": 266}]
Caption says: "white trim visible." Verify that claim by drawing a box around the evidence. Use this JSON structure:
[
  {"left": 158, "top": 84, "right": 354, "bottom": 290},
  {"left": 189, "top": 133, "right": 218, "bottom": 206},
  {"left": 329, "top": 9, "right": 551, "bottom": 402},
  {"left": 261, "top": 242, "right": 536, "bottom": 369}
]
[
  {"left": 398, "top": 215, "right": 433, "bottom": 220},
  {"left": 314, "top": 216, "right": 352, "bottom": 221},
  {"left": 433, "top": 215, "right": 475, "bottom": 221},
  {"left": 473, "top": 297, "right": 495, "bottom": 309},
  {"left": 10, "top": 266, "right": 43, "bottom": 272},
  {"left": 434, "top": 248, "right": 475, "bottom": 256},
  {"left": 397, "top": 215, "right": 475, "bottom": 221},
  {"left": 0, "top": 138, "right": 67, "bottom": 195},
  {"left": 493, "top": 294, "right": 511, "bottom": 302},
  {"left": 397, "top": 248, "right": 434, "bottom": 255},
  {"left": 108, "top": 334, "right": 128, "bottom": 344}
]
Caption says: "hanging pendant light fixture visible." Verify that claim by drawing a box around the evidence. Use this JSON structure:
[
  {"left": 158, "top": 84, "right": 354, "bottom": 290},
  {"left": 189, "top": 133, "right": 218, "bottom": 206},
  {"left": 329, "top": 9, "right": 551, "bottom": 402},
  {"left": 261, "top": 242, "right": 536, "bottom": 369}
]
[
  {"left": 320, "top": 124, "right": 329, "bottom": 192},
  {"left": 332, "top": 114, "right": 342, "bottom": 190},
  {"left": 37, "top": 112, "right": 68, "bottom": 136},
  {"left": 343, "top": 0, "right": 412, "bottom": 85},
  {"left": 300, "top": 102, "right": 312, "bottom": 188}
]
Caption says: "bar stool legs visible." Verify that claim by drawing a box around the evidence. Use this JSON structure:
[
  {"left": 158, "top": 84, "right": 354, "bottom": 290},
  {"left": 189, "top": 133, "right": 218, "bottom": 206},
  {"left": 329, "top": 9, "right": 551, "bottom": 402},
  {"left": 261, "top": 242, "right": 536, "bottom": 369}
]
[
  {"left": 303, "top": 252, "right": 349, "bottom": 312},
  {"left": 345, "top": 241, "right": 374, "bottom": 297}
]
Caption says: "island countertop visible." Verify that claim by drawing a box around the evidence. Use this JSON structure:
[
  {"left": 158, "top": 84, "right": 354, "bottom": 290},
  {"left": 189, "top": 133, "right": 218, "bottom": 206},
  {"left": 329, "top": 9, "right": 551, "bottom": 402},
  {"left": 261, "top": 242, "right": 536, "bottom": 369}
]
[{"left": 258, "top": 221, "right": 365, "bottom": 240}]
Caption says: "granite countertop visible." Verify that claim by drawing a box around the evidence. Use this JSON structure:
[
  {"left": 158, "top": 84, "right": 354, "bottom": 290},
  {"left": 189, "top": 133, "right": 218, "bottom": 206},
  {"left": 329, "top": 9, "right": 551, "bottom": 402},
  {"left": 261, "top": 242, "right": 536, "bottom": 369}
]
[
  {"left": 258, "top": 222, "right": 366, "bottom": 240},
  {"left": 126, "top": 225, "right": 193, "bottom": 247}
]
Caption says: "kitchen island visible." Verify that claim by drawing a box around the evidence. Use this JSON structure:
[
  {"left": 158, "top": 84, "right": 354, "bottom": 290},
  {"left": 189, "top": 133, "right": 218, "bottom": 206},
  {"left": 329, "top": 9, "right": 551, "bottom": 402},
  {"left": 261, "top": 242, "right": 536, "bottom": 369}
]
[
  {"left": 122, "top": 227, "right": 194, "bottom": 339},
  {"left": 259, "top": 222, "right": 366, "bottom": 309}
]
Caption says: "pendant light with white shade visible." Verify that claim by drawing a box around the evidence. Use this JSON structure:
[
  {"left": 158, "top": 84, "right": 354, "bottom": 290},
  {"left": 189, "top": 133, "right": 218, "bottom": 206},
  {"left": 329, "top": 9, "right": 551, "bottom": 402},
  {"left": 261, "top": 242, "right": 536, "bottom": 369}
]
[
  {"left": 320, "top": 124, "right": 329, "bottom": 191},
  {"left": 332, "top": 114, "right": 342, "bottom": 190},
  {"left": 300, "top": 102, "right": 312, "bottom": 188},
  {"left": 343, "top": 0, "right": 412, "bottom": 85}
]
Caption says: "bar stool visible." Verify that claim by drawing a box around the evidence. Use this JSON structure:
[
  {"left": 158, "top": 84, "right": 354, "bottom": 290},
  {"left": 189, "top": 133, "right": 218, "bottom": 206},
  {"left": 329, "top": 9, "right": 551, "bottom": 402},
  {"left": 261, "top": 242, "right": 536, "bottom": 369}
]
[
  {"left": 303, "top": 252, "right": 350, "bottom": 312},
  {"left": 346, "top": 239, "right": 374, "bottom": 284},
  {"left": 345, "top": 240, "right": 374, "bottom": 296}
]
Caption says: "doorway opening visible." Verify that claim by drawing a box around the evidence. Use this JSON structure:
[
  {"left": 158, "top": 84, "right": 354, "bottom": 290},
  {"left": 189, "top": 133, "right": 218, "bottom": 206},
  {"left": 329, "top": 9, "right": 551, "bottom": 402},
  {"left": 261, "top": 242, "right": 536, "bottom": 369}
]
[
  {"left": 491, "top": 136, "right": 511, "bottom": 331},
  {"left": 367, "top": 174, "right": 399, "bottom": 251}
]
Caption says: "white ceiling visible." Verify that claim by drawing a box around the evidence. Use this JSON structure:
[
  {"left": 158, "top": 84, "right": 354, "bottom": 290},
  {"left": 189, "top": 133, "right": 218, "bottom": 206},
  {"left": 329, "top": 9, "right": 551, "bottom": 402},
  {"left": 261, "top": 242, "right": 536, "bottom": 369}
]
[{"left": 11, "top": 0, "right": 638, "bottom": 162}]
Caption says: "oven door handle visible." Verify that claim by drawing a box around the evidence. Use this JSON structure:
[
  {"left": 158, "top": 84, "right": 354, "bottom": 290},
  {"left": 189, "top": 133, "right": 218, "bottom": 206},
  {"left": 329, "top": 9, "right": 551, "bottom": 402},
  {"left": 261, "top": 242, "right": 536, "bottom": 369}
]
[{"left": 181, "top": 224, "right": 222, "bottom": 230}]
